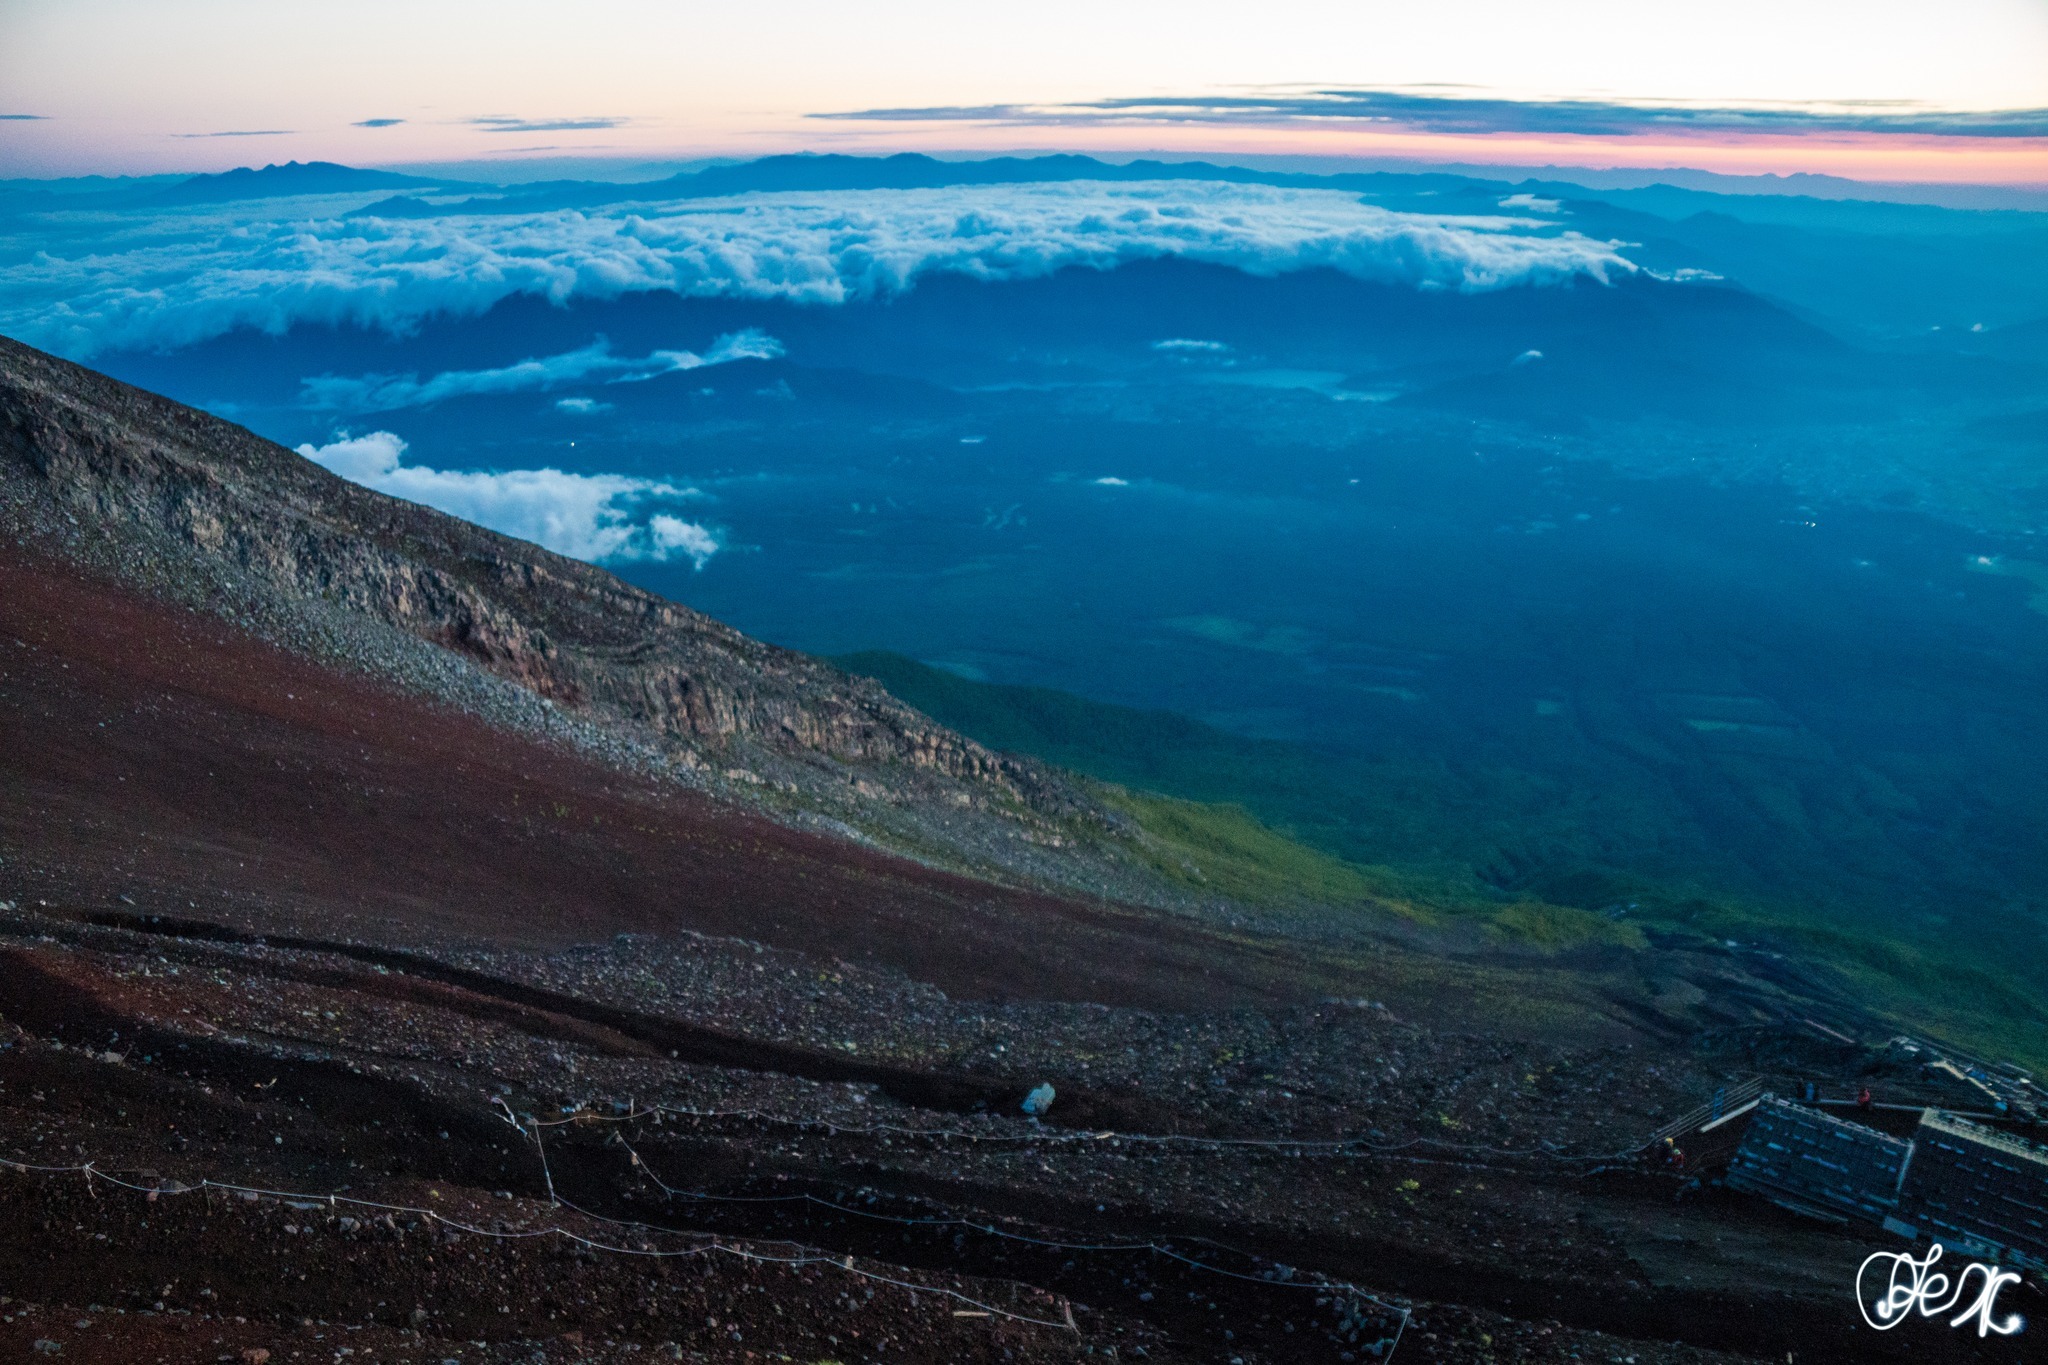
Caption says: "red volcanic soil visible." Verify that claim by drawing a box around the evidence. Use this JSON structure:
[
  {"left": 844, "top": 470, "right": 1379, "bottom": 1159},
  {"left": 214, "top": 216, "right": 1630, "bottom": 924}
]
[
  {"left": 0, "top": 544, "right": 1285, "bottom": 1011},
  {"left": 3, "top": 547, "right": 1993, "bottom": 1365}
]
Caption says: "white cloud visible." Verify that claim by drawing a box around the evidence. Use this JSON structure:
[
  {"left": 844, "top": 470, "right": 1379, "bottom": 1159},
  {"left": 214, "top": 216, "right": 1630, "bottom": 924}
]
[
  {"left": 1092, "top": 476, "right": 1130, "bottom": 486},
  {"left": 301, "top": 429, "right": 407, "bottom": 481},
  {"left": 300, "top": 329, "right": 781, "bottom": 412},
  {"left": 644, "top": 515, "right": 719, "bottom": 565},
  {"left": 1512, "top": 348, "right": 1544, "bottom": 365},
  {"left": 554, "top": 396, "right": 612, "bottom": 414},
  {"left": 295, "top": 430, "right": 721, "bottom": 567},
  {"left": 1152, "top": 338, "right": 1231, "bottom": 352},
  {"left": 6, "top": 181, "right": 1636, "bottom": 357},
  {"left": 1498, "top": 194, "right": 1563, "bottom": 213}
]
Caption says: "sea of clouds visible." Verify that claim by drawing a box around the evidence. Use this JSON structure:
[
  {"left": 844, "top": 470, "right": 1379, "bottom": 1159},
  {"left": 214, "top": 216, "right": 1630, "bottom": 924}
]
[
  {"left": 3, "top": 181, "right": 1634, "bottom": 358},
  {"left": 296, "top": 431, "right": 721, "bottom": 567}
]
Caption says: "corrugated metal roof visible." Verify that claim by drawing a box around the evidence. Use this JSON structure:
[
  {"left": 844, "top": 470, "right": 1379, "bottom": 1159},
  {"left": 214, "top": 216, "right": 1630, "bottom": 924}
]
[{"left": 1917, "top": 1110, "right": 2048, "bottom": 1167}]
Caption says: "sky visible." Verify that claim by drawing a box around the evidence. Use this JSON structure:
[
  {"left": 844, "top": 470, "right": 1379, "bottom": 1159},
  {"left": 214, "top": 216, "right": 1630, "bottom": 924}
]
[{"left": 2, "top": 0, "right": 2047, "bottom": 183}]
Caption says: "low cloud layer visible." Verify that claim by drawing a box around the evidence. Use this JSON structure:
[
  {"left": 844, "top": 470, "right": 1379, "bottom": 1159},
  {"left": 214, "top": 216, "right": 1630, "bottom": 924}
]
[
  {"left": 5, "top": 180, "right": 1632, "bottom": 357},
  {"left": 296, "top": 430, "right": 720, "bottom": 567},
  {"left": 299, "top": 330, "right": 782, "bottom": 412}
]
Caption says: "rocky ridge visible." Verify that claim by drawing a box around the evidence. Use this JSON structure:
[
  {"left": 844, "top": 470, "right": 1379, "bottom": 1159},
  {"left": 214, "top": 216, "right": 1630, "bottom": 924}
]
[{"left": 0, "top": 333, "right": 1139, "bottom": 893}]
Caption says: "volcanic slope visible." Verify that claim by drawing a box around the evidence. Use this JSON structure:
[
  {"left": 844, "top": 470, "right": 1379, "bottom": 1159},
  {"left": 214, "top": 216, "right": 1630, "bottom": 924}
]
[
  {"left": 0, "top": 331, "right": 1132, "bottom": 891},
  {"left": 3, "top": 330, "right": 1750, "bottom": 1029},
  {"left": 3, "top": 335, "right": 2022, "bottom": 1365},
  {"left": 0, "top": 330, "right": 1377, "bottom": 1008}
]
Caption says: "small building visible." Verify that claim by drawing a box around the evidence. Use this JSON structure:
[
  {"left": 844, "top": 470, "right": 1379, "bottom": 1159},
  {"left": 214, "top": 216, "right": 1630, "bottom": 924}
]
[
  {"left": 1892, "top": 1110, "right": 2048, "bottom": 1270},
  {"left": 1724, "top": 1097, "right": 1911, "bottom": 1223},
  {"left": 1716, "top": 1095, "right": 2048, "bottom": 1270}
]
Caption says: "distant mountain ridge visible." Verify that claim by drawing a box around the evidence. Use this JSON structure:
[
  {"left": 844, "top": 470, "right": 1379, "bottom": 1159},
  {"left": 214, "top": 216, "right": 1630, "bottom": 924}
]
[
  {"left": 154, "top": 159, "right": 466, "bottom": 204},
  {"left": 351, "top": 150, "right": 1498, "bottom": 218}
]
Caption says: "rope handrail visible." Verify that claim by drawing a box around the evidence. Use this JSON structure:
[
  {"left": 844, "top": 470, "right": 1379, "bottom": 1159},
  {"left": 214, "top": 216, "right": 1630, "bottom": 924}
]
[{"left": 0, "top": 1097, "right": 1419, "bottom": 1359}]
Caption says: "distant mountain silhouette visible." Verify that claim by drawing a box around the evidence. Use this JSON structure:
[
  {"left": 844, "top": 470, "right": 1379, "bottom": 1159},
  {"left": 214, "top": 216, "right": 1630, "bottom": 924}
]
[
  {"left": 153, "top": 160, "right": 465, "bottom": 204},
  {"left": 349, "top": 151, "right": 1482, "bottom": 218}
]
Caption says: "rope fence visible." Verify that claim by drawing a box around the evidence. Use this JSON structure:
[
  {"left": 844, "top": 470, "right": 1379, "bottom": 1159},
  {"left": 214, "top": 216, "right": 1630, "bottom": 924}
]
[
  {"left": 0, "top": 1096, "right": 1419, "bottom": 1358},
  {"left": 0, "top": 1149, "right": 1083, "bottom": 1330}
]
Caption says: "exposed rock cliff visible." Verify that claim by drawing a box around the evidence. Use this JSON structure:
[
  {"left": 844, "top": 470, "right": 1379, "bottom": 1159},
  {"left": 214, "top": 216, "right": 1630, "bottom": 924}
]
[{"left": 0, "top": 334, "right": 1126, "bottom": 887}]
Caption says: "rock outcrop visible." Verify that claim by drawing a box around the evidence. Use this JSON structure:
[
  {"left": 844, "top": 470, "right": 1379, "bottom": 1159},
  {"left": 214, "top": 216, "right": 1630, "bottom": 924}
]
[{"left": 0, "top": 333, "right": 1112, "bottom": 880}]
